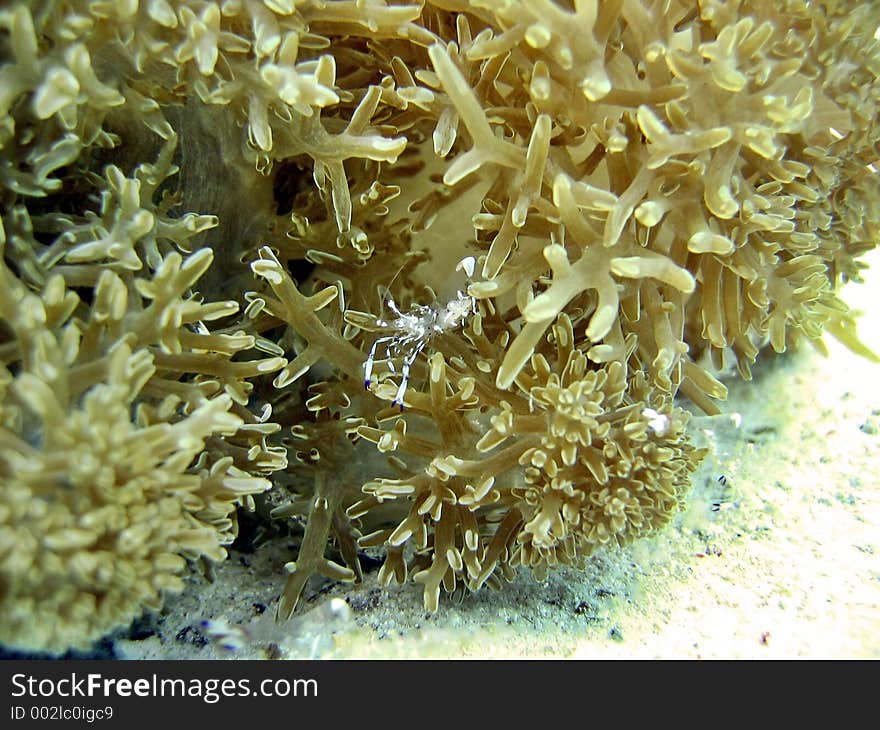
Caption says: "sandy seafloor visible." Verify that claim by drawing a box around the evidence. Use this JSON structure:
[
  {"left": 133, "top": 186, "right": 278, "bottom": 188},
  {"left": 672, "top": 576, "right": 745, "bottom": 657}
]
[{"left": 112, "top": 250, "right": 880, "bottom": 660}]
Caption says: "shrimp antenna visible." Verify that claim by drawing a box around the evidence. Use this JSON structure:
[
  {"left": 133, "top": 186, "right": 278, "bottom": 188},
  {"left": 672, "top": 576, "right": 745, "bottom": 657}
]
[{"left": 376, "top": 251, "right": 422, "bottom": 322}]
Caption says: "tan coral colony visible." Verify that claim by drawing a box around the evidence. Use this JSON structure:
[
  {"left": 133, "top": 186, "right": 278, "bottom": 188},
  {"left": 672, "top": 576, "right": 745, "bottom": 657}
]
[{"left": 0, "top": 0, "right": 878, "bottom": 652}]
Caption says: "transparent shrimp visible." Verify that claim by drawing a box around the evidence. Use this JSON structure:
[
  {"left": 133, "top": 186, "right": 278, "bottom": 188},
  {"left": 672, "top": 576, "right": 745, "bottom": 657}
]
[{"left": 364, "top": 256, "right": 476, "bottom": 409}]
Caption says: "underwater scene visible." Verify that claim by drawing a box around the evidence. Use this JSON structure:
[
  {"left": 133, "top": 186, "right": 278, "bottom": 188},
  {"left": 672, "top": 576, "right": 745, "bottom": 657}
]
[{"left": 1, "top": 0, "right": 878, "bottom": 659}]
